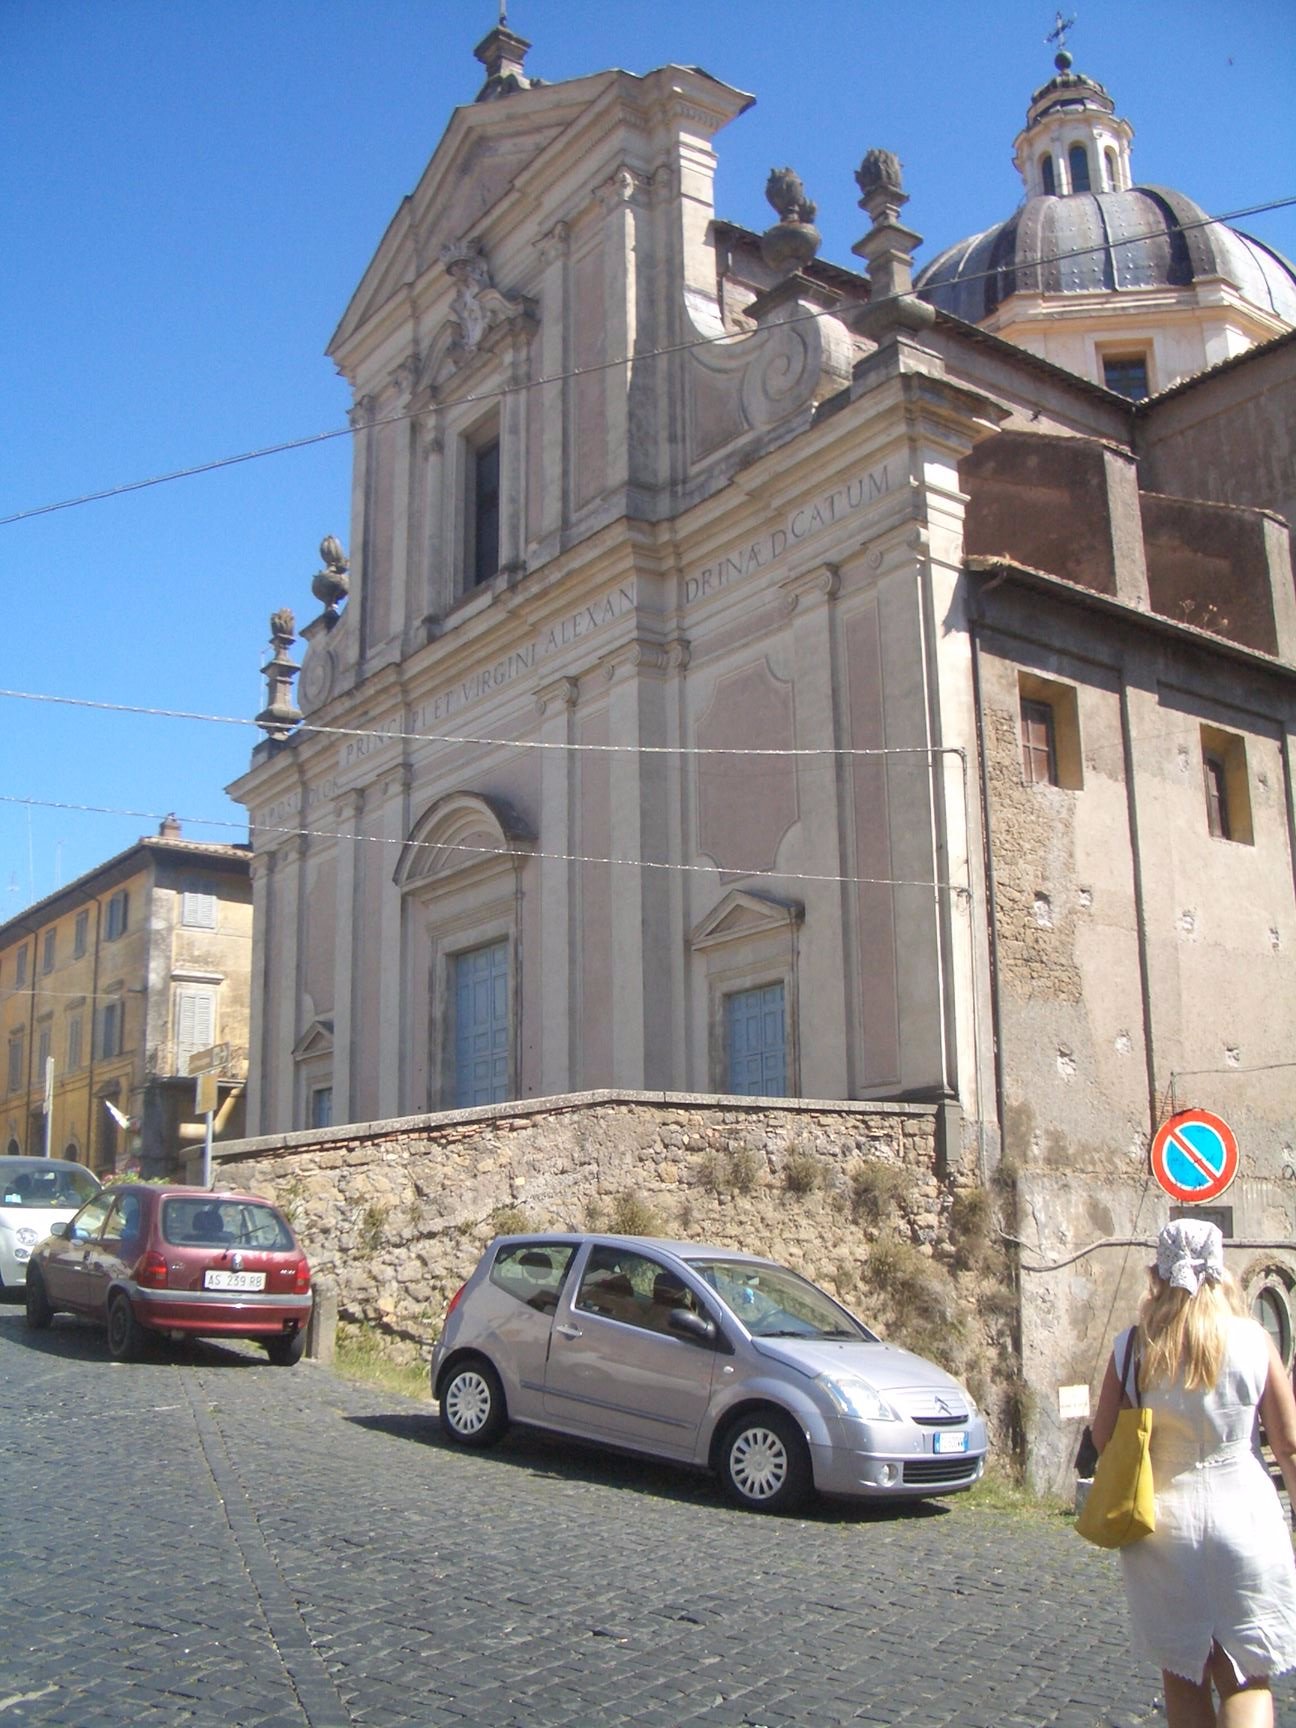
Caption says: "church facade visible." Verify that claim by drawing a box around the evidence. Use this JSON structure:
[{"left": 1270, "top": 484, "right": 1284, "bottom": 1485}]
[{"left": 229, "top": 28, "right": 1296, "bottom": 1484}]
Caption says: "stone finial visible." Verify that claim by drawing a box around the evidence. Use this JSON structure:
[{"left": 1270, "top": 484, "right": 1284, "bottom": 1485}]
[
  {"left": 759, "top": 166, "right": 822, "bottom": 278},
  {"left": 311, "top": 535, "right": 350, "bottom": 621},
  {"left": 473, "top": 21, "right": 535, "bottom": 101},
  {"left": 855, "top": 148, "right": 905, "bottom": 217},
  {"left": 158, "top": 813, "right": 182, "bottom": 839},
  {"left": 255, "top": 609, "right": 302, "bottom": 741},
  {"left": 851, "top": 146, "right": 923, "bottom": 301}
]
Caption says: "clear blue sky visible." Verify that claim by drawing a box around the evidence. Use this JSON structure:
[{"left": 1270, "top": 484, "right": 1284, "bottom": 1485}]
[{"left": 4, "top": 0, "right": 1294, "bottom": 916}]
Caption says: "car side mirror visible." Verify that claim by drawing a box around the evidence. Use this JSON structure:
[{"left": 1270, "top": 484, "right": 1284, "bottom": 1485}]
[
  {"left": 669, "top": 1309, "right": 717, "bottom": 1345},
  {"left": 50, "top": 1221, "right": 69, "bottom": 1239}
]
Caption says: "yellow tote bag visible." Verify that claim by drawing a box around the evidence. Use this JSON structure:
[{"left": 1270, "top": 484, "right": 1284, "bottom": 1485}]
[{"left": 1075, "top": 1336, "right": 1155, "bottom": 1549}]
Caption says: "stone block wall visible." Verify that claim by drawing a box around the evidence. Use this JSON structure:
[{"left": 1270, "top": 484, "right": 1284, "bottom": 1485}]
[{"left": 214, "top": 1089, "right": 1021, "bottom": 1448}]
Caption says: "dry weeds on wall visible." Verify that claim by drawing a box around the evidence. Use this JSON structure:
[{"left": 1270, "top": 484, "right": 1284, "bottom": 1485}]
[{"left": 219, "top": 1100, "right": 1022, "bottom": 1449}]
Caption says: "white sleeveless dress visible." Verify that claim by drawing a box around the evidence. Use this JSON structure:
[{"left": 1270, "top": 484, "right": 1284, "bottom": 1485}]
[{"left": 1115, "top": 1316, "right": 1296, "bottom": 1683}]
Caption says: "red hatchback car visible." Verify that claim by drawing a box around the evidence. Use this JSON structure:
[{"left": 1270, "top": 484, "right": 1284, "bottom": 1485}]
[{"left": 25, "top": 1184, "right": 313, "bottom": 1365}]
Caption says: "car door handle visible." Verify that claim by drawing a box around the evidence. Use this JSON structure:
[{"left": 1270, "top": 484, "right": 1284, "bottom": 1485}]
[{"left": 554, "top": 1323, "right": 582, "bottom": 1339}]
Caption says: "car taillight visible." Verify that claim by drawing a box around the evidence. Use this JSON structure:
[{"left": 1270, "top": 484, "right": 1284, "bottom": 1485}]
[
  {"left": 291, "top": 1256, "right": 311, "bottom": 1293},
  {"left": 136, "top": 1251, "right": 169, "bottom": 1289},
  {"left": 445, "top": 1282, "right": 467, "bottom": 1317}
]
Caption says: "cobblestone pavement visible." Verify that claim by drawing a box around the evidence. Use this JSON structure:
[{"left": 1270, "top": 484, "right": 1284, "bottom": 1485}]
[{"left": 3, "top": 1305, "right": 1292, "bottom": 1728}]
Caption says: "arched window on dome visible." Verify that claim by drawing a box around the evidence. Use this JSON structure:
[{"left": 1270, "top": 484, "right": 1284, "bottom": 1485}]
[
  {"left": 1040, "top": 153, "right": 1056, "bottom": 196},
  {"left": 1068, "top": 143, "right": 1092, "bottom": 193},
  {"left": 1103, "top": 147, "right": 1120, "bottom": 192}
]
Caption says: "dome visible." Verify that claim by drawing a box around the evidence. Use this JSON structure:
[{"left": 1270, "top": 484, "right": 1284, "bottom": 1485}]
[
  {"left": 913, "top": 47, "right": 1296, "bottom": 374},
  {"left": 915, "top": 186, "right": 1296, "bottom": 326}
]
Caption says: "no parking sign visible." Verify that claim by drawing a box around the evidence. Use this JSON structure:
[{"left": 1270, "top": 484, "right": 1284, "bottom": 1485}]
[{"left": 1149, "top": 1109, "right": 1240, "bottom": 1204}]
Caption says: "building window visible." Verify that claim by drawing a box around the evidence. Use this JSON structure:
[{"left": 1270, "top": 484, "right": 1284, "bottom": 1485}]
[
  {"left": 1104, "top": 146, "right": 1120, "bottom": 191},
  {"left": 181, "top": 886, "right": 218, "bottom": 930},
  {"left": 471, "top": 435, "right": 500, "bottom": 587},
  {"left": 1020, "top": 699, "right": 1057, "bottom": 786},
  {"left": 1068, "top": 142, "right": 1091, "bottom": 193},
  {"left": 725, "top": 982, "right": 787, "bottom": 1096},
  {"left": 67, "top": 1015, "right": 83, "bottom": 1072},
  {"left": 174, "top": 986, "right": 217, "bottom": 1075},
  {"left": 309, "top": 1085, "right": 334, "bottom": 1130},
  {"left": 41, "top": 929, "right": 56, "bottom": 974},
  {"left": 1102, "top": 353, "right": 1150, "bottom": 400},
  {"left": 1018, "top": 673, "right": 1083, "bottom": 790},
  {"left": 98, "top": 1000, "right": 124, "bottom": 1060},
  {"left": 1040, "top": 152, "right": 1056, "bottom": 196},
  {"left": 1200, "top": 725, "right": 1253, "bottom": 845},
  {"left": 15, "top": 946, "right": 28, "bottom": 989},
  {"left": 453, "top": 939, "right": 510, "bottom": 1108},
  {"left": 1253, "top": 1284, "right": 1292, "bottom": 1366},
  {"left": 73, "top": 910, "right": 88, "bottom": 958},
  {"left": 7, "top": 1031, "right": 23, "bottom": 1094},
  {"left": 37, "top": 1023, "right": 51, "bottom": 1077},
  {"left": 105, "top": 890, "right": 129, "bottom": 941}
]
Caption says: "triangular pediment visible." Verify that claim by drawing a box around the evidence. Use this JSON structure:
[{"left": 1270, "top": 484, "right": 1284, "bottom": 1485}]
[
  {"left": 689, "top": 890, "right": 804, "bottom": 951},
  {"left": 291, "top": 1018, "right": 334, "bottom": 1062},
  {"left": 329, "top": 74, "right": 616, "bottom": 363}
]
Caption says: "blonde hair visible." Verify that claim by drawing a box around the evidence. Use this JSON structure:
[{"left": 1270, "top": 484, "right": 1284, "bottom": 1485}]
[{"left": 1137, "top": 1267, "right": 1247, "bottom": 1392}]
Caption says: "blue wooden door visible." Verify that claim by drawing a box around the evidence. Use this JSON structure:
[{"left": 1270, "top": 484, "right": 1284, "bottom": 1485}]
[
  {"left": 725, "top": 982, "right": 786, "bottom": 1096},
  {"left": 454, "top": 940, "right": 510, "bottom": 1108}
]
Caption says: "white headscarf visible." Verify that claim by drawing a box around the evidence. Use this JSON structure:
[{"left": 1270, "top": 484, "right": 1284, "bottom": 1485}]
[{"left": 1156, "top": 1218, "right": 1225, "bottom": 1294}]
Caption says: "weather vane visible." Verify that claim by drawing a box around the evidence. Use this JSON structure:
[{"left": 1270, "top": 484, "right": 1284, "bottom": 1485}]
[{"left": 1046, "top": 10, "right": 1076, "bottom": 52}]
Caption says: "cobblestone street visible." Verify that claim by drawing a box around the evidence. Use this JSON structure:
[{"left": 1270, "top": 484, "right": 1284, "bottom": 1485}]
[{"left": 2, "top": 1305, "right": 1290, "bottom": 1728}]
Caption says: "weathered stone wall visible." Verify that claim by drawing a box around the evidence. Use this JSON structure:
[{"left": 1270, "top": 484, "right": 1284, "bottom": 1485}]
[{"left": 213, "top": 1089, "right": 1020, "bottom": 1447}]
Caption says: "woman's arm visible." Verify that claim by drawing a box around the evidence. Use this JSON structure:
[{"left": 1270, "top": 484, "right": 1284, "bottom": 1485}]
[
  {"left": 1258, "top": 1334, "right": 1296, "bottom": 1508},
  {"left": 1091, "top": 1352, "right": 1126, "bottom": 1453}
]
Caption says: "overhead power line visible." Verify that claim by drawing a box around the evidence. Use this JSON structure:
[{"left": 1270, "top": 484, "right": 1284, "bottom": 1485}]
[{"left": 2, "top": 194, "right": 1292, "bottom": 529}]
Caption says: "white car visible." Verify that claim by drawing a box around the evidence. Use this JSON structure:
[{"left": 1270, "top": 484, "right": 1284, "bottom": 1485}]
[{"left": 0, "top": 1157, "right": 101, "bottom": 1292}]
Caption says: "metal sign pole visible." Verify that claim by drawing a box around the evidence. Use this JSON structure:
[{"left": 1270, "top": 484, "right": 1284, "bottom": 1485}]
[{"left": 202, "top": 1111, "right": 214, "bottom": 1190}]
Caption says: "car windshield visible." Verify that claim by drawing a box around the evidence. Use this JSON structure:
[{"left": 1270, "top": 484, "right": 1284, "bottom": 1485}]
[
  {"left": 161, "top": 1197, "right": 295, "bottom": 1251},
  {"left": 0, "top": 1162, "right": 100, "bottom": 1209},
  {"left": 686, "top": 1257, "right": 876, "bottom": 1341}
]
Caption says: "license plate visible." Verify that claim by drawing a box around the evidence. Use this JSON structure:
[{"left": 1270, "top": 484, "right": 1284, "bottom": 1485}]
[
  {"left": 934, "top": 1430, "right": 969, "bottom": 1454},
  {"left": 204, "top": 1270, "right": 265, "bottom": 1291}
]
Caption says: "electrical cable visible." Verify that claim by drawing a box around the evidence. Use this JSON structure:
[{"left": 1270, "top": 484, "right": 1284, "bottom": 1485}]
[{"left": 2, "top": 194, "right": 1292, "bottom": 529}]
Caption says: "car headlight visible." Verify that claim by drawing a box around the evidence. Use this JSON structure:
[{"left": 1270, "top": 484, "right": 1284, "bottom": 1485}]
[{"left": 819, "top": 1375, "right": 899, "bottom": 1422}]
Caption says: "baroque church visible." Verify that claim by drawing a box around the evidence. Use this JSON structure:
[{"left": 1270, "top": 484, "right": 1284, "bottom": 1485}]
[{"left": 228, "top": 23, "right": 1296, "bottom": 1485}]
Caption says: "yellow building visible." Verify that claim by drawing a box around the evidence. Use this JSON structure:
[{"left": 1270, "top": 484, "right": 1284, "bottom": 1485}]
[{"left": 0, "top": 819, "right": 252, "bottom": 1176}]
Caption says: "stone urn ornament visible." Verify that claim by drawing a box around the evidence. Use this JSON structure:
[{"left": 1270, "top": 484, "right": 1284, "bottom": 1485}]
[{"left": 759, "top": 167, "right": 822, "bottom": 277}]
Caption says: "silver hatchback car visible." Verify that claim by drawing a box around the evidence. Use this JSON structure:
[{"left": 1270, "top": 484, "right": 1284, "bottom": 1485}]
[{"left": 431, "top": 1233, "right": 988, "bottom": 1513}]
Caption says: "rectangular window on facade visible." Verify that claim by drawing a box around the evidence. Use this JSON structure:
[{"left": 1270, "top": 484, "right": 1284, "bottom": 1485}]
[
  {"left": 105, "top": 890, "right": 129, "bottom": 941},
  {"left": 181, "top": 887, "right": 218, "bottom": 930},
  {"left": 1020, "top": 699, "right": 1056, "bottom": 786},
  {"left": 725, "top": 982, "right": 787, "bottom": 1097},
  {"left": 37, "top": 1024, "right": 51, "bottom": 1076},
  {"left": 15, "top": 946, "right": 28, "bottom": 988},
  {"left": 453, "top": 939, "right": 510, "bottom": 1108},
  {"left": 174, "top": 987, "right": 217, "bottom": 1075},
  {"left": 7, "top": 1031, "right": 23, "bottom": 1094},
  {"left": 1200, "top": 725, "right": 1253, "bottom": 844},
  {"left": 1101, "top": 353, "right": 1150, "bottom": 400},
  {"left": 1018, "top": 673, "right": 1083, "bottom": 789},
  {"left": 309, "top": 1086, "right": 334, "bottom": 1130},
  {"left": 73, "top": 910, "right": 88, "bottom": 958},
  {"left": 98, "top": 1000, "right": 124, "bottom": 1061},
  {"left": 67, "top": 1015, "right": 83, "bottom": 1072},
  {"left": 41, "top": 929, "right": 56, "bottom": 974},
  {"left": 471, "top": 434, "right": 500, "bottom": 587}
]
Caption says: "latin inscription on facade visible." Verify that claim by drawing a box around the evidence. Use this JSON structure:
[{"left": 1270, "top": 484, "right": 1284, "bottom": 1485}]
[{"left": 683, "top": 464, "right": 891, "bottom": 606}]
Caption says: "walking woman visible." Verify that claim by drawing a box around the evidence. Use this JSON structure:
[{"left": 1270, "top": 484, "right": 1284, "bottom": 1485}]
[{"left": 1092, "top": 1219, "right": 1296, "bottom": 1727}]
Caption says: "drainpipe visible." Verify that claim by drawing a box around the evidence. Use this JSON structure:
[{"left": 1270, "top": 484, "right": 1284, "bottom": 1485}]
[
  {"left": 966, "top": 588, "right": 1008, "bottom": 1170},
  {"left": 86, "top": 897, "right": 103, "bottom": 1166}
]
